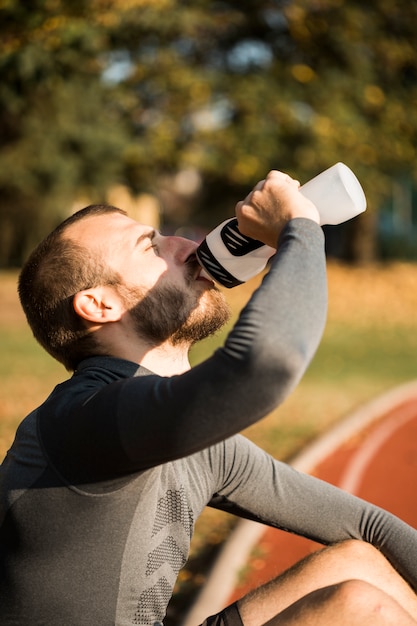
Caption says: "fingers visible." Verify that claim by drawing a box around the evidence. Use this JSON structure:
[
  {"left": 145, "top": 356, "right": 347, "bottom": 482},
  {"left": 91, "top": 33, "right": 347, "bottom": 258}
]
[
  {"left": 236, "top": 171, "right": 301, "bottom": 215},
  {"left": 247, "top": 171, "right": 300, "bottom": 193},
  {"left": 247, "top": 171, "right": 301, "bottom": 206},
  {"left": 234, "top": 169, "right": 320, "bottom": 247},
  {"left": 235, "top": 172, "right": 299, "bottom": 213},
  {"left": 253, "top": 179, "right": 266, "bottom": 192},
  {"left": 264, "top": 170, "right": 301, "bottom": 189}
]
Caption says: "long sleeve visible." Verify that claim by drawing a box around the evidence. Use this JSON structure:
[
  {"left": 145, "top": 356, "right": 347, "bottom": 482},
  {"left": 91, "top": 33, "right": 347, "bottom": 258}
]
[{"left": 208, "top": 435, "right": 417, "bottom": 592}]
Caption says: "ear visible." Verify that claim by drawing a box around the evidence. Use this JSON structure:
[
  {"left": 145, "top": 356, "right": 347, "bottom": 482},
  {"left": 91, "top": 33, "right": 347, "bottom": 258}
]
[{"left": 73, "top": 287, "right": 124, "bottom": 324}]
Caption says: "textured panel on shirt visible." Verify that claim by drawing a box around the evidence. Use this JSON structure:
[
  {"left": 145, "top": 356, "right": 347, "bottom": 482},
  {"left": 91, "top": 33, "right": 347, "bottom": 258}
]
[
  {"left": 152, "top": 486, "right": 193, "bottom": 539},
  {"left": 146, "top": 535, "right": 186, "bottom": 577},
  {"left": 115, "top": 469, "right": 197, "bottom": 625},
  {"left": 132, "top": 576, "right": 171, "bottom": 625}
]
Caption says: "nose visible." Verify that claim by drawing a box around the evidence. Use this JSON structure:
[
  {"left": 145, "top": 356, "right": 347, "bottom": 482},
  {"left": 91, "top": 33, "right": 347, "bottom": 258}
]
[{"left": 162, "top": 235, "right": 199, "bottom": 263}]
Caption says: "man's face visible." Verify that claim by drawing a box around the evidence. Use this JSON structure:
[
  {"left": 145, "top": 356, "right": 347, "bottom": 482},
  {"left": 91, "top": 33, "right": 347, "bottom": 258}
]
[{"left": 66, "top": 212, "right": 231, "bottom": 345}]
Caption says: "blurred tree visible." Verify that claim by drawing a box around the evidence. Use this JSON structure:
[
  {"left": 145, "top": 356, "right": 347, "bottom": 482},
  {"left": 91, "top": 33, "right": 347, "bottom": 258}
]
[
  {"left": 1, "top": 0, "right": 416, "bottom": 265},
  {"left": 0, "top": 0, "right": 129, "bottom": 265},
  {"left": 106, "top": 0, "right": 417, "bottom": 260}
]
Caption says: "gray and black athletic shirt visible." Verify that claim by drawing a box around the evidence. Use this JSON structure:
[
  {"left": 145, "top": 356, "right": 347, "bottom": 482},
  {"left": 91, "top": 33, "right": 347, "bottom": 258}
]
[{"left": 2, "top": 219, "right": 417, "bottom": 625}]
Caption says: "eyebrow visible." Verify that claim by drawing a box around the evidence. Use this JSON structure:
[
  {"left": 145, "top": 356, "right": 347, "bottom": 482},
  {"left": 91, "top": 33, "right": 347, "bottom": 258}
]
[{"left": 135, "top": 229, "right": 156, "bottom": 247}]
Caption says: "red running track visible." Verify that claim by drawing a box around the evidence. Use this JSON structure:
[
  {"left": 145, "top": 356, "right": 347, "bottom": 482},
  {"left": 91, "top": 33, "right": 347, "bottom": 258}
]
[{"left": 227, "top": 397, "right": 417, "bottom": 603}]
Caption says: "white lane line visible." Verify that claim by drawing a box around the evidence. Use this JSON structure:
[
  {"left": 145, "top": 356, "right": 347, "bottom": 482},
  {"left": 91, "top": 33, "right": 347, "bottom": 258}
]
[{"left": 338, "top": 402, "right": 417, "bottom": 495}]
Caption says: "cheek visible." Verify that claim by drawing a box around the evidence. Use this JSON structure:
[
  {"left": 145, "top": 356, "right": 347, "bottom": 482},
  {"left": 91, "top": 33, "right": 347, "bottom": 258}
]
[
  {"left": 157, "top": 263, "right": 190, "bottom": 290},
  {"left": 129, "top": 258, "right": 171, "bottom": 290}
]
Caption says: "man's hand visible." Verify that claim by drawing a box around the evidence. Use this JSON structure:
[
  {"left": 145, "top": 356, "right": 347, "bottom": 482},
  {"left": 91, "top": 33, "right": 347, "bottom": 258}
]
[{"left": 235, "top": 170, "right": 320, "bottom": 249}]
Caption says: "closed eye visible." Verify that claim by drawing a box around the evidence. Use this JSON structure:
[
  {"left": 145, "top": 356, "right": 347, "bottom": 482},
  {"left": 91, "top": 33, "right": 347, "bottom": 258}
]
[
  {"left": 135, "top": 229, "right": 159, "bottom": 254},
  {"left": 147, "top": 242, "right": 159, "bottom": 255},
  {"left": 144, "top": 231, "right": 160, "bottom": 255}
]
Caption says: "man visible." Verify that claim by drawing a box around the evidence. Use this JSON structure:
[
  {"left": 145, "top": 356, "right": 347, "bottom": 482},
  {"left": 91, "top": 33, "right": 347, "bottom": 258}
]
[{"left": 2, "top": 170, "right": 417, "bottom": 626}]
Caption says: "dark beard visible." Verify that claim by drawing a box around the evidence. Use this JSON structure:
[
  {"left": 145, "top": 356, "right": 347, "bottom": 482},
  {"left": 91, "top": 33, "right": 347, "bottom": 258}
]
[{"left": 120, "top": 280, "right": 231, "bottom": 347}]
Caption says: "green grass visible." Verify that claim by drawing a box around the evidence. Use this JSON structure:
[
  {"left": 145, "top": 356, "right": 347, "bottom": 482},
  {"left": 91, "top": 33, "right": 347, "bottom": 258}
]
[{"left": 312, "top": 324, "right": 417, "bottom": 382}]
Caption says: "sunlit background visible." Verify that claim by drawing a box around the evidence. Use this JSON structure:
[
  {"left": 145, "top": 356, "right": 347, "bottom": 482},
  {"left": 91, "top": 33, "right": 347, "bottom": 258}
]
[
  {"left": 1, "top": 0, "right": 416, "bottom": 267},
  {"left": 1, "top": 1, "right": 417, "bottom": 623}
]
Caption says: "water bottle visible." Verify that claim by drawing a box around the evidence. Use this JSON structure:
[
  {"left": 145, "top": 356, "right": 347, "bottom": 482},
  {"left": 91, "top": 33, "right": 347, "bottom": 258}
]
[{"left": 196, "top": 162, "right": 366, "bottom": 288}]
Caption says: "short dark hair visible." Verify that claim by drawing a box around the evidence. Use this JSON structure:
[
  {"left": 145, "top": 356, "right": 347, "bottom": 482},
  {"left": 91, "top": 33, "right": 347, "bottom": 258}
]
[{"left": 18, "top": 204, "right": 126, "bottom": 371}]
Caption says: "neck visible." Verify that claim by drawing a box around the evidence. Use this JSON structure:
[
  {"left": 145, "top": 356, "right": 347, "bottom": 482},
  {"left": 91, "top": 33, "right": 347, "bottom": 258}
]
[
  {"left": 137, "top": 342, "right": 191, "bottom": 376},
  {"left": 107, "top": 334, "right": 191, "bottom": 376},
  {"left": 92, "top": 321, "right": 193, "bottom": 376}
]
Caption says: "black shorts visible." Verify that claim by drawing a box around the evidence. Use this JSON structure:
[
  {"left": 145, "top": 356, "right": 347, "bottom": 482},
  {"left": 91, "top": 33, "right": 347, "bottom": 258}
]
[{"left": 199, "top": 601, "right": 243, "bottom": 626}]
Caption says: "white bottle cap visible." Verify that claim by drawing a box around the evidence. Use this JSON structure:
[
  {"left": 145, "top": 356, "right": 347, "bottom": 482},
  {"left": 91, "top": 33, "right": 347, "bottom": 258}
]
[{"left": 300, "top": 162, "right": 366, "bottom": 226}]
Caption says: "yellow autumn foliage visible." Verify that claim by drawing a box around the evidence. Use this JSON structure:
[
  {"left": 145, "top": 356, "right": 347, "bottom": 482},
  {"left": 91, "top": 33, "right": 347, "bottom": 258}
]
[{"left": 326, "top": 261, "right": 417, "bottom": 327}]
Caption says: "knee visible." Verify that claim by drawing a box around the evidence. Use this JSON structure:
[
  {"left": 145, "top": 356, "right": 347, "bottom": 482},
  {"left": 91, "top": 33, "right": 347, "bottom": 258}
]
[
  {"left": 334, "top": 579, "right": 396, "bottom": 616},
  {"left": 269, "top": 580, "right": 401, "bottom": 625}
]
